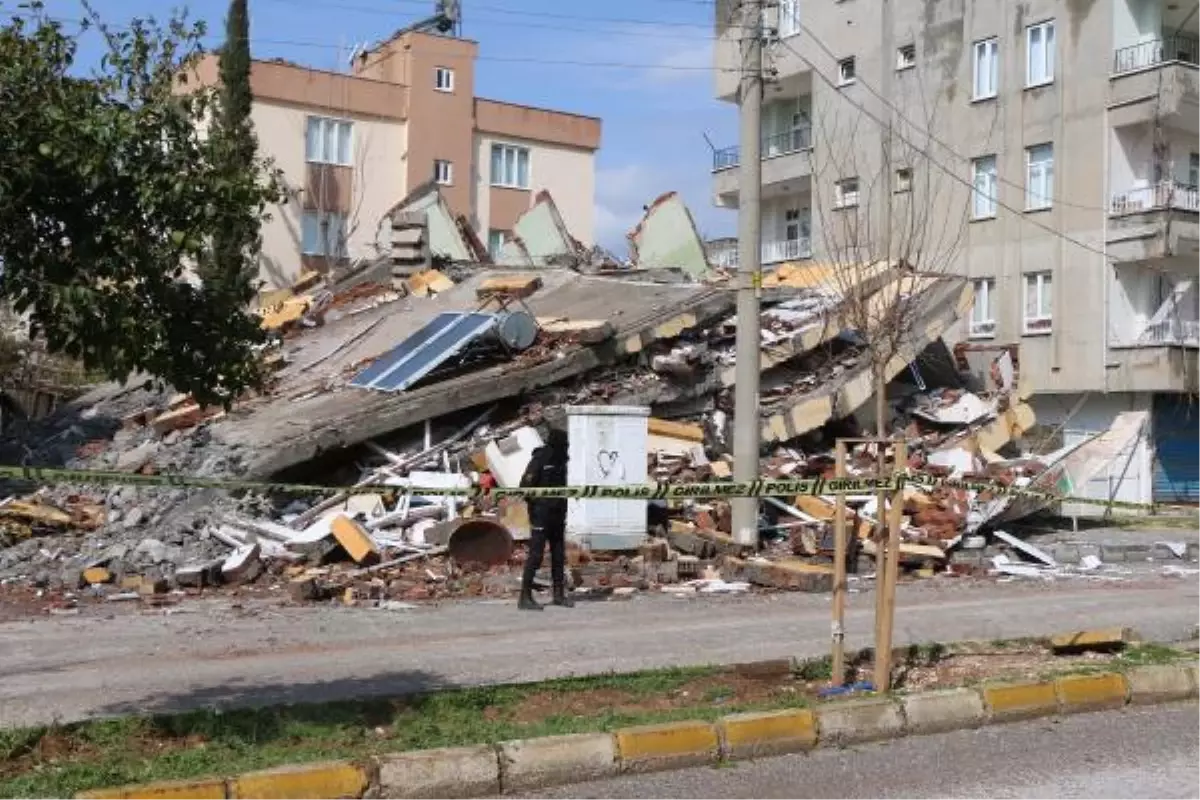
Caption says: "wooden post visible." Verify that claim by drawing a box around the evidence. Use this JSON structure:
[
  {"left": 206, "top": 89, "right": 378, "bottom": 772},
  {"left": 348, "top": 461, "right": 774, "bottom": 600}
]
[
  {"left": 831, "top": 440, "right": 848, "bottom": 687},
  {"left": 873, "top": 439, "right": 908, "bottom": 692},
  {"left": 871, "top": 441, "right": 888, "bottom": 660}
]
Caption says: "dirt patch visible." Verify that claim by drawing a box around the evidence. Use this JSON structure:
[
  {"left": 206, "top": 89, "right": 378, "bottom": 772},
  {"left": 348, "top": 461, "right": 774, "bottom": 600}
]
[
  {"left": 503, "top": 673, "right": 803, "bottom": 725},
  {"left": 880, "top": 643, "right": 1126, "bottom": 693}
]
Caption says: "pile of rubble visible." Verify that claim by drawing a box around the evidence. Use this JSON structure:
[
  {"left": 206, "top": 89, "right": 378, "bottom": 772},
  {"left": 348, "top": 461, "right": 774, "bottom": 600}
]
[{"left": 0, "top": 189, "right": 1153, "bottom": 613}]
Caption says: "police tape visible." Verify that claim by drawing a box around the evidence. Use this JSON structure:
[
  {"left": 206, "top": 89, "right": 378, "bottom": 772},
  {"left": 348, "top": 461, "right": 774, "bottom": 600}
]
[{"left": 0, "top": 464, "right": 1188, "bottom": 514}]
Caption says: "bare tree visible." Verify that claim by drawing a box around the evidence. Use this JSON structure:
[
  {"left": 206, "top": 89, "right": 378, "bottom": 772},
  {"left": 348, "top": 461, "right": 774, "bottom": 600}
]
[{"left": 805, "top": 49, "right": 979, "bottom": 443}]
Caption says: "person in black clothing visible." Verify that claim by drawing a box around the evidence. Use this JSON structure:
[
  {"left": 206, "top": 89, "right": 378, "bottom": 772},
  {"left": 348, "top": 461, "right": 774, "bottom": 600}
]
[{"left": 518, "top": 427, "right": 572, "bottom": 611}]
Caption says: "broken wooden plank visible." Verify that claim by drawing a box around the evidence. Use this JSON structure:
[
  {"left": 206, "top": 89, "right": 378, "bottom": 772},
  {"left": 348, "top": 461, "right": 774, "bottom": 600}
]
[
  {"left": 259, "top": 295, "right": 312, "bottom": 331},
  {"left": 331, "top": 515, "right": 381, "bottom": 565},
  {"left": 406, "top": 269, "right": 455, "bottom": 297},
  {"left": 648, "top": 418, "right": 705, "bottom": 443},
  {"left": 535, "top": 317, "right": 615, "bottom": 344},
  {"left": 861, "top": 539, "right": 946, "bottom": 562},
  {"left": 478, "top": 275, "right": 543, "bottom": 299},
  {"left": 152, "top": 403, "right": 221, "bottom": 436},
  {"left": 0, "top": 501, "right": 73, "bottom": 527}
]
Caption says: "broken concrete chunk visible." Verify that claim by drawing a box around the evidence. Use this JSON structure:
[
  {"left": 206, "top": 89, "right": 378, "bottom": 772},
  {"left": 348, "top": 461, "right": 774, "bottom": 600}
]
[
  {"left": 330, "top": 515, "right": 382, "bottom": 566},
  {"left": 221, "top": 543, "right": 263, "bottom": 585}
]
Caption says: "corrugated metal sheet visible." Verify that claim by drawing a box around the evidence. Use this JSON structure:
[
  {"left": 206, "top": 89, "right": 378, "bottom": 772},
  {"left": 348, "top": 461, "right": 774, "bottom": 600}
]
[{"left": 1153, "top": 394, "right": 1200, "bottom": 504}]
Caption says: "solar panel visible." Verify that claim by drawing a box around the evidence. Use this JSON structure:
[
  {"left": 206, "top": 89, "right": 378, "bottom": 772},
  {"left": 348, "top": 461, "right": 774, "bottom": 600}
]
[{"left": 350, "top": 311, "right": 499, "bottom": 392}]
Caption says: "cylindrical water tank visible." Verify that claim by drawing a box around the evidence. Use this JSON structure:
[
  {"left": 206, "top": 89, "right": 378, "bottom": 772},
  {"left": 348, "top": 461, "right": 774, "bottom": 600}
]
[{"left": 493, "top": 310, "right": 539, "bottom": 351}]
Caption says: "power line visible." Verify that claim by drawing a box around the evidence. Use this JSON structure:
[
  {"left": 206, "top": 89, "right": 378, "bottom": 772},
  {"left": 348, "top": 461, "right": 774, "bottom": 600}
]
[
  {"left": 775, "top": 36, "right": 1119, "bottom": 264},
  {"left": 253, "top": 0, "right": 720, "bottom": 40},
  {"left": 15, "top": 13, "right": 738, "bottom": 73},
  {"left": 378, "top": 0, "right": 717, "bottom": 27},
  {"left": 782, "top": 20, "right": 1111, "bottom": 213}
]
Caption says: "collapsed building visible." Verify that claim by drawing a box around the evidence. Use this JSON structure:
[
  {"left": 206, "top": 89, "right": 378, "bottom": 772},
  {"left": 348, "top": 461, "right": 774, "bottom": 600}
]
[{"left": 0, "top": 188, "right": 1161, "bottom": 610}]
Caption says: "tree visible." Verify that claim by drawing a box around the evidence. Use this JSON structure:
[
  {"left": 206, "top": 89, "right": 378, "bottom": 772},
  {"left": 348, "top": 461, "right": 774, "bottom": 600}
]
[
  {"left": 0, "top": 3, "right": 284, "bottom": 407},
  {"left": 209, "top": 0, "right": 258, "bottom": 294}
]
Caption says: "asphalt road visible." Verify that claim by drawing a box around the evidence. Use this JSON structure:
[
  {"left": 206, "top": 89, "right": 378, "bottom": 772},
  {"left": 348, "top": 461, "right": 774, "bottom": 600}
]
[
  {"left": 525, "top": 703, "right": 1200, "bottom": 799},
  {"left": 1, "top": 567, "right": 1196, "bottom": 727}
]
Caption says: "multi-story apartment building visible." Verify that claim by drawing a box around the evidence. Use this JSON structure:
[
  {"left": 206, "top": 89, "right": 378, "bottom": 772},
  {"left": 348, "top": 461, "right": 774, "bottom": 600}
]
[
  {"left": 712, "top": 0, "right": 1199, "bottom": 507},
  {"left": 192, "top": 29, "right": 601, "bottom": 289}
]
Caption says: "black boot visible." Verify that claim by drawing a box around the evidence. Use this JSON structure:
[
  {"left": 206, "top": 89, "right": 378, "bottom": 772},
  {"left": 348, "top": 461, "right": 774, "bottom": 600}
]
[
  {"left": 551, "top": 584, "right": 574, "bottom": 608},
  {"left": 518, "top": 587, "right": 543, "bottom": 611}
]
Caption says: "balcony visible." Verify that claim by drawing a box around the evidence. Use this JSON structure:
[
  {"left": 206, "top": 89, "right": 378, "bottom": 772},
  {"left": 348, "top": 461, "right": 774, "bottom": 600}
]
[
  {"left": 711, "top": 127, "right": 813, "bottom": 172},
  {"left": 1113, "top": 34, "right": 1199, "bottom": 74},
  {"left": 761, "top": 237, "right": 812, "bottom": 264},
  {"left": 708, "top": 238, "right": 813, "bottom": 269},
  {"left": 1139, "top": 317, "right": 1200, "bottom": 347},
  {"left": 1107, "top": 181, "right": 1200, "bottom": 262},
  {"left": 1109, "top": 34, "right": 1199, "bottom": 131},
  {"left": 712, "top": 128, "right": 814, "bottom": 207},
  {"left": 1110, "top": 180, "right": 1200, "bottom": 215}
]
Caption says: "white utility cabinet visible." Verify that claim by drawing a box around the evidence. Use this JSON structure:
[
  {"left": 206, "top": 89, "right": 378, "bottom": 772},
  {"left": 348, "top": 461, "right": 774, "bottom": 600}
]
[{"left": 565, "top": 404, "right": 650, "bottom": 550}]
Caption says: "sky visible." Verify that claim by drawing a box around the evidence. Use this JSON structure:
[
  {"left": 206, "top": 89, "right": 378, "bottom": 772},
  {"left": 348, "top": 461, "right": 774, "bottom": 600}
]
[{"left": 34, "top": 0, "right": 738, "bottom": 253}]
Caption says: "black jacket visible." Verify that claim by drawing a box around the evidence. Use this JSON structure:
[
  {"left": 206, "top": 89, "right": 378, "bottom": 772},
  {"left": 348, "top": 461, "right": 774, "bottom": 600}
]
[{"left": 521, "top": 444, "right": 568, "bottom": 530}]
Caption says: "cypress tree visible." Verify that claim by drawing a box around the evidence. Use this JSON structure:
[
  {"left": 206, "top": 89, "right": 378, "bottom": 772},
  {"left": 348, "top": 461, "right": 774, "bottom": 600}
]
[{"left": 211, "top": 0, "right": 257, "bottom": 294}]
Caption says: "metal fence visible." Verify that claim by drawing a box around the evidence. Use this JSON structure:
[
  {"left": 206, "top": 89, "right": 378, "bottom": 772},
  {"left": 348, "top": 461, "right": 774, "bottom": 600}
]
[{"left": 1113, "top": 34, "right": 1199, "bottom": 74}]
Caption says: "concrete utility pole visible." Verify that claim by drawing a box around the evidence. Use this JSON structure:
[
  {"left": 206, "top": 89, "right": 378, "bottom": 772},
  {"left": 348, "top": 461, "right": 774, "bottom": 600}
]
[{"left": 731, "top": 0, "right": 764, "bottom": 547}]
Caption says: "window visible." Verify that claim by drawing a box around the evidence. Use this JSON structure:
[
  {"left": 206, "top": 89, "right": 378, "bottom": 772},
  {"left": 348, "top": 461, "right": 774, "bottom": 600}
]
[
  {"left": 1025, "top": 143, "right": 1054, "bottom": 210},
  {"left": 301, "top": 210, "right": 348, "bottom": 258},
  {"left": 305, "top": 116, "right": 353, "bottom": 166},
  {"left": 970, "top": 278, "right": 996, "bottom": 337},
  {"left": 1189, "top": 152, "right": 1199, "bottom": 188},
  {"left": 488, "top": 230, "right": 508, "bottom": 258},
  {"left": 490, "top": 144, "right": 530, "bottom": 189},
  {"left": 971, "top": 155, "right": 998, "bottom": 219},
  {"left": 834, "top": 177, "right": 859, "bottom": 209},
  {"left": 1023, "top": 272, "right": 1052, "bottom": 333},
  {"left": 434, "top": 67, "right": 454, "bottom": 92},
  {"left": 1026, "top": 20, "right": 1055, "bottom": 87},
  {"left": 897, "top": 44, "right": 916, "bottom": 70},
  {"left": 434, "top": 159, "right": 453, "bottom": 186},
  {"left": 894, "top": 167, "right": 913, "bottom": 193},
  {"left": 837, "top": 57, "right": 857, "bottom": 85},
  {"left": 972, "top": 38, "right": 999, "bottom": 100},
  {"left": 778, "top": 0, "right": 800, "bottom": 37}
]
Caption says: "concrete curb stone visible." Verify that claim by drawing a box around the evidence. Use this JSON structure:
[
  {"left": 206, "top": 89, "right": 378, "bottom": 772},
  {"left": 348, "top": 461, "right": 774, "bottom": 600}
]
[
  {"left": 814, "top": 698, "right": 905, "bottom": 746},
  {"left": 982, "top": 680, "right": 1060, "bottom": 721},
  {"left": 227, "top": 761, "right": 368, "bottom": 800},
  {"left": 612, "top": 720, "right": 720, "bottom": 772},
  {"left": 498, "top": 733, "right": 618, "bottom": 792},
  {"left": 375, "top": 745, "right": 499, "bottom": 799},
  {"left": 901, "top": 688, "right": 986, "bottom": 734},
  {"left": 1055, "top": 672, "right": 1129, "bottom": 713},
  {"left": 717, "top": 708, "right": 818, "bottom": 758},
  {"left": 1125, "top": 664, "right": 1197, "bottom": 704}
]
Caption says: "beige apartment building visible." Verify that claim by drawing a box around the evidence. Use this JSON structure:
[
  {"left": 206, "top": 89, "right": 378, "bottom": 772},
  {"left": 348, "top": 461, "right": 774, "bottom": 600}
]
[
  {"left": 192, "top": 29, "right": 600, "bottom": 289},
  {"left": 713, "top": 0, "right": 1199, "bottom": 507}
]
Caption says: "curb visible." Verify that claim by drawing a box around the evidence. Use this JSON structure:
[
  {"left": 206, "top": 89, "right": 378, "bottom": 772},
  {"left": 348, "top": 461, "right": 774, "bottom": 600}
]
[
  {"left": 75, "top": 664, "right": 1199, "bottom": 799},
  {"left": 949, "top": 540, "right": 1199, "bottom": 566}
]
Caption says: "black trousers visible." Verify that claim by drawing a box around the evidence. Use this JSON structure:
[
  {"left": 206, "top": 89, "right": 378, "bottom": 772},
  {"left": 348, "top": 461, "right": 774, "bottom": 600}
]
[{"left": 522, "top": 524, "right": 566, "bottom": 589}]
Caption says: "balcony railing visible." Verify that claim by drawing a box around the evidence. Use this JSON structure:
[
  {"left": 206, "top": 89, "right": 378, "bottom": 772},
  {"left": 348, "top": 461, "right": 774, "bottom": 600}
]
[
  {"left": 706, "top": 238, "right": 814, "bottom": 268},
  {"left": 1113, "top": 34, "right": 1199, "bottom": 74},
  {"left": 1110, "top": 180, "right": 1200, "bottom": 215},
  {"left": 761, "top": 237, "right": 812, "bottom": 264},
  {"left": 711, "top": 126, "right": 813, "bottom": 172},
  {"left": 1139, "top": 317, "right": 1200, "bottom": 347}
]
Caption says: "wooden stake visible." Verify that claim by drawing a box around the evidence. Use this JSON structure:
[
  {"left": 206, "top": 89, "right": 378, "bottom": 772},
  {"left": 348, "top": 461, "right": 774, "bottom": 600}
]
[
  {"left": 831, "top": 440, "right": 848, "bottom": 687},
  {"left": 874, "top": 439, "right": 908, "bottom": 692}
]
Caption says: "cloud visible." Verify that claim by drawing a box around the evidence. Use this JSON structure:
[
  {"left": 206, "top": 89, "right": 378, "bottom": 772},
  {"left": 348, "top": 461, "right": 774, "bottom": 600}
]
[
  {"left": 593, "top": 162, "right": 735, "bottom": 256},
  {"left": 594, "top": 164, "right": 658, "bottom": 252}
]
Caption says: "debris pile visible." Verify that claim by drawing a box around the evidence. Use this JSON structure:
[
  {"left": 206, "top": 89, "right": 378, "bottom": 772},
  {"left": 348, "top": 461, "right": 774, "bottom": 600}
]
[{"left": 0, "top": 188, "right": 1168, "bottom": 612}]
